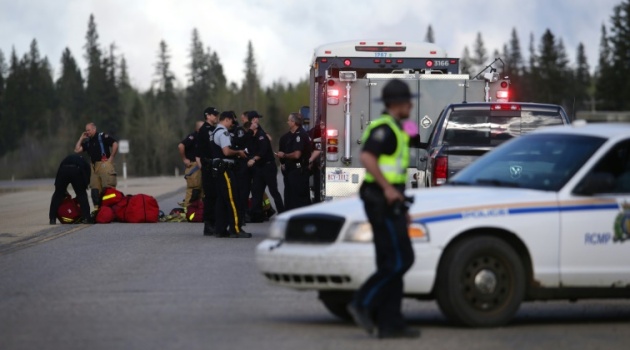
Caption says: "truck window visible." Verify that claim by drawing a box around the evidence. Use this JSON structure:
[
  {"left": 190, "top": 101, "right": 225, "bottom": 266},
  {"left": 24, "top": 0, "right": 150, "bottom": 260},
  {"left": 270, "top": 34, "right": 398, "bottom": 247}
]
[{"left": 444, "top": 111, "right": 520, "bottom": 147}]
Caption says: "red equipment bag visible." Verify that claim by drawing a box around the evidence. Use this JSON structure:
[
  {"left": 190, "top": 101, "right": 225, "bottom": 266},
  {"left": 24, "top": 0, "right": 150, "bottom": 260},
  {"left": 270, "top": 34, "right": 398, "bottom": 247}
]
[
  {"left": 122, "top": 194, "right": 159, "bottom": 223},
  {"left": 101, "top": 187, "right": 124, "bottom": 207},
  {"left": 186, "top": 199, "right": 204, "bottom": 222},
  {"left": 95, "top": 206, "right": 115, "bottom": 224},
  {"left": 57, "top": 195, "right": 81, "bottom": 224},
  {"left": 112, "top": 196, "right": 130, "bottom": 222}
]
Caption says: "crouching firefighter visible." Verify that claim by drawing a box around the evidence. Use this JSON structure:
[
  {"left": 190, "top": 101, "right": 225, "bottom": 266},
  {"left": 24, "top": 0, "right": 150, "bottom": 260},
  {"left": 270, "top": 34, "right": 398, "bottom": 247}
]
[
  {"left": 74, "top": 122, "right": 118, "bottom": 214},
  {"left": 209, "top": 112, "right": 252, "bottom": 238}
]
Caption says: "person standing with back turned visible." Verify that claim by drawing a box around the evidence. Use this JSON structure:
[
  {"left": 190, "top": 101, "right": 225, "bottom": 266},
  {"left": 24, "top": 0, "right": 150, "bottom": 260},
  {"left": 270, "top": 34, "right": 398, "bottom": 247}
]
[{"left": 347, "top": 79, "right": 420, "bottom": 339}]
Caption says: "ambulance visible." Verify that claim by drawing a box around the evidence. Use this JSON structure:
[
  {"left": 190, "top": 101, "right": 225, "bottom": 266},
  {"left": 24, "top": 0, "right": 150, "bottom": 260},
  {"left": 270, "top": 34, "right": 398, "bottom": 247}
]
[{"left": 308, "top": 40, "right": 509, "bottom": 201}]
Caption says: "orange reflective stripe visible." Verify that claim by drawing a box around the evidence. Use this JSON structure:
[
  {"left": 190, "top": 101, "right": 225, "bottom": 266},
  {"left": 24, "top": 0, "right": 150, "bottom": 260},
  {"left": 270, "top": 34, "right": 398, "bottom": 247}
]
[{"left": 224, "top": 172, "right": 240, "bottom": 233}]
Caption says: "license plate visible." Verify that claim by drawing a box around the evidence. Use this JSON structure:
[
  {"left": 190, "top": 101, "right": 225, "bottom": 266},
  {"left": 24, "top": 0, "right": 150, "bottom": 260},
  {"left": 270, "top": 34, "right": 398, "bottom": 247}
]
[{"left": 327, "top": 173, "right": 350, "bottom": 182}]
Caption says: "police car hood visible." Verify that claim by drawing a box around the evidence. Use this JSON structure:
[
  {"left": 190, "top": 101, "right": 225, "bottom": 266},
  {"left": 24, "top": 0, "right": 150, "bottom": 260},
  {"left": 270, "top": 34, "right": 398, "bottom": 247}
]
[{"left": 277, "top": 187, "right": 557, "bottom": 223}]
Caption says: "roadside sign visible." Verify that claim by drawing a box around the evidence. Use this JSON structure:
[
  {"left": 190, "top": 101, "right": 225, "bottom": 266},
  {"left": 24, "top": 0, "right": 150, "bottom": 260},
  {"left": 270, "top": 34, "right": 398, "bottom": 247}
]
[{"left": 119, "top": 139, "right": 130, "bottom": 154}]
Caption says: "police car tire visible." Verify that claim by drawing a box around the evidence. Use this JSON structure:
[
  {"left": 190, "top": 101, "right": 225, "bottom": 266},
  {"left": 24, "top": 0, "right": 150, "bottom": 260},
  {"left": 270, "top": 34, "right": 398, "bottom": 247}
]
[
  {"left": 319, "top": 291, "right": 353, "bottom": 322},
  {"left": 436, "top": 236, "right": 525, "bottom": 327}
]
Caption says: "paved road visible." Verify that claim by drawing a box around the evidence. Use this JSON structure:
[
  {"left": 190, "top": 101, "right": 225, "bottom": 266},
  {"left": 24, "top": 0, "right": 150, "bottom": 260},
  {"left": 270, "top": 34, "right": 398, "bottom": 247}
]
[{"left": 1, "top": 191, "right": 630, "bottom": 350}]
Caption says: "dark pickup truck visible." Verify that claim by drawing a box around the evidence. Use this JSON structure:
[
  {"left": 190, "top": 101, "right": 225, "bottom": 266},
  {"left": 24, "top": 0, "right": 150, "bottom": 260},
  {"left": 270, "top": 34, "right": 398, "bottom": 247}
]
[{"left": 414, "top": 102, "right": 571, "bottom": 188}]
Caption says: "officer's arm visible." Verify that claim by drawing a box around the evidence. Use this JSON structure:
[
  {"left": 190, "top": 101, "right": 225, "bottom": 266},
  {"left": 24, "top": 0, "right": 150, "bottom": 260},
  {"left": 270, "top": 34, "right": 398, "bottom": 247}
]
[
  {"left": 178, "top": 143, "right": 187, "bottom": 162},
  {"left": 74, "top": 135, "right": 86, "bottom": 153},
  {"left": 283, "top": 150, "right": 301, "bottom": 160},
  {"left": 110, "top": 142, "right": 118, "bottom": 161},
  {"left": 222, "top": 146, "right": 246, "bottom": 158}
]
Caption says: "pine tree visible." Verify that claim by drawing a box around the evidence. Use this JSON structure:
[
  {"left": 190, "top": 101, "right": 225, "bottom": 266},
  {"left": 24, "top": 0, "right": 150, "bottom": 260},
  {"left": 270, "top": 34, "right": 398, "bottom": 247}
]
[
  {"left": 607, "top": 0, "right": 630, "bottom": 110},
  {"left": 56, "top": 48, "right": 85, "bottom": 124},
  {"left": 186, "top": 28, "right": 211, "bottom": 122},
  {"left": 0, "top": 49, "right": 6, "bottom": 136},
  {"left": 424, "top": 25, "right": 435, "bottom": 43},
  {"left": 242, "top": 40, "right": 260, "bottom": 109},
  {"left": 460, "top": 46, "right": 473, "bottom": 75},
  {"left": 25, "top": 39, "right": 55, "bottom": 136},
  {"left": 574, "top": 43, "right": 591, "bottom": 113},
  {"left": 535, "top": 29, "right": 570, "bottom": 105},
  {"left": 471, "top": 32, "right": 488, "bottom": 75},
  {"left": 154, "top": 40, "right": 177, "bottom": 117},
  {"left": 83, "top": 14, "right": 110, "bottom": 130},
  {"left": 595, "top": 24, "right": 614, "bottom": 110}
]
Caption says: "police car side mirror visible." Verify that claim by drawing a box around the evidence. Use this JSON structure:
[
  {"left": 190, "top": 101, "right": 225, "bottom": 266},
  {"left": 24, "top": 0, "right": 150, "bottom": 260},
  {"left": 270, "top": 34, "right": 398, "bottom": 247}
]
[{"left": 573, "top": 172, "right": 616, "bottom": 196}]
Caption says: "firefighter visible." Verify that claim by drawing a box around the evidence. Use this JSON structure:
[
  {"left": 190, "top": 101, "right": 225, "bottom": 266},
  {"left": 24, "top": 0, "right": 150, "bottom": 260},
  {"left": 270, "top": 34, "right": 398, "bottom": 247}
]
[
  {"left": 210, "top": 112, "right": 251, "bottom": 238},
  {"left": 347, "top": 79, "right": 419, "bottom": 339},
  {"left": 247, "top": 118, "right": 285, "bottom": 222},
  {"left": 276, "top": 113, "right": 312, "bottom": 210},
  {"left": 178, "top": 120, "right": 204, "bottom": 208},
  {"left": 196, "top": 107, "right": 220, "bottom": 236},
  {"left": 49, "top": 154, "right": 93, "bottom": 224},
  {"left": 74, "top": 122, "right": 118, "bottom": 213}
]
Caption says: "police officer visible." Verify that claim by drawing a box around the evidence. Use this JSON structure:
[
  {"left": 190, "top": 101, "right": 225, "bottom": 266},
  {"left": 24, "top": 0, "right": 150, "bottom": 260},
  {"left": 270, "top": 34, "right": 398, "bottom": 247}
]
[
  {"left": 277, "top": 113, "right": 312, "bottom": 210},
  {"left": 74, "top": 122, "right": 118, "bottom": 213},
  {"left": 178, "top": 120, "right": 204, "bottom": 208},
  {"left": 195, "top": 107, "right": 220, "bottom": 236},
  {"left": 231, "top": 111, "right": 253, "bottom": 225},
  {"left": 308, "top": 120, "right": 324, "bottom": 203},
  {"left": 49, "top": 154, "right": 93, "bottom": 224},
  {"left": 347, "top": 79, "right": 419, "bottom": 339},
  {"left": 210, "top": 112, "right": 251, "bottom": 238},
  {"left": 247, "top": 117, "right": 285, "bottom": 222}
]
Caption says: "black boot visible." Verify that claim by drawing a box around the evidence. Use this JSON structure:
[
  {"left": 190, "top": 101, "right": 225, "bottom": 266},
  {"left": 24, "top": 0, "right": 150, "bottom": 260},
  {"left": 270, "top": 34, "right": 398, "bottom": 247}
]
[{"left": 203, "top": 221, "right": 215, "bottom": 236}]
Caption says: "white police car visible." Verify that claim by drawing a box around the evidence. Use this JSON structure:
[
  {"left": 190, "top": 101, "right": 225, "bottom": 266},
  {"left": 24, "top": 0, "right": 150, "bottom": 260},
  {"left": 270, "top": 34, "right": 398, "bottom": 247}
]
[{"left": 256, "top": 122, "right": 630, "bottom": 327}]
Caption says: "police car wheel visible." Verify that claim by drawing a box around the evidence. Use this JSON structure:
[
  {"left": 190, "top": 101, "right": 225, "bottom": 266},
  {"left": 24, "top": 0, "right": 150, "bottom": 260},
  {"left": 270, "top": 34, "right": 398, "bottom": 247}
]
[
  {"left": 436, "top": 236, "right": 525, "bottom": 327},
  {"left": 318, "top": 291, "right": 353, "bottom": 322}
]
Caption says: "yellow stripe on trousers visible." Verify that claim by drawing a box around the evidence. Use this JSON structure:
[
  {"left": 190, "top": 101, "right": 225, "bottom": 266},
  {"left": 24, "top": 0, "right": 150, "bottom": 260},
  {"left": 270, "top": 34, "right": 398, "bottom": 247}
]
[{"left": 224, "top": 171, "right": 240, "bottom": 233}]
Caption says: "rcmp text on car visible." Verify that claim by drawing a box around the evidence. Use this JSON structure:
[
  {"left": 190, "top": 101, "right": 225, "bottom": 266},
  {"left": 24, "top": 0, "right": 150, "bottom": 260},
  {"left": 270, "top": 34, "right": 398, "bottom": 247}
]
[{"left": 256, "top": 122, "right": 630, "bottom": 327}]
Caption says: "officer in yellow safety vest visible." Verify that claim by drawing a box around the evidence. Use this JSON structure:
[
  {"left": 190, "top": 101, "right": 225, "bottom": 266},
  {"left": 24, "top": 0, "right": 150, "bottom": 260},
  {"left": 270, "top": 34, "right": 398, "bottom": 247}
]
[{"left": 347, "top": 79, "right": 420, "bottom": 339}]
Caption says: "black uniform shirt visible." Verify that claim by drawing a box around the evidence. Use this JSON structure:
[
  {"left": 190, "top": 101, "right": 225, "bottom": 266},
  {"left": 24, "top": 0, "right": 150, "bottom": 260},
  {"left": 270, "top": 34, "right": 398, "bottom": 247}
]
[
  {"left": 180, "top": 132, "right": 198, "bottom": 162},
  {"left": 57, "top": 154, "right": 91, "bottom": 187},
  {"left": 250, "top": 129, "right": 274, "bottom": 165},
  {"left": 308, "top": 125, "right": 323, "bottom": 166},
  {"left": 81, "top": 132, "right": 117, "bottom": 163},
  {"left": 281, "top": 127, "right": 311, "bottom": 170},
  {"left": 196, "top": 122, "right": 216, "bottom": 160}
]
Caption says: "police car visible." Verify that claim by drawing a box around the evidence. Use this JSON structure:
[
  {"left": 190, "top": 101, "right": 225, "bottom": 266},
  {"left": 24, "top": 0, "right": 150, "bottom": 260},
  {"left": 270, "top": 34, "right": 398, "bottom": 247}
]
[{"left": 256, "top": 122, "right": 630, "bottom": 327}]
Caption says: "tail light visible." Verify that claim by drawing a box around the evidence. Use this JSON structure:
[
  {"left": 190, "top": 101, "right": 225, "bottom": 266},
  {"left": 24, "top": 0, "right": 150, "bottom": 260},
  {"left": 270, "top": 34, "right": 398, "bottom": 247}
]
[
  {"left": 327, "top": 129, "right": 339, "bottom": 161},
  {"left": 432, "top": 156, "right": 448, "bottom": 186},
  {"left": 492, "top": 104, "right": 520, "bottom": 111},
  {"left": 327, "top": 88, "right": 340, "bottom": 105},
  {"left": 496, "top": 90, "right": 509, "bottom": 99}
]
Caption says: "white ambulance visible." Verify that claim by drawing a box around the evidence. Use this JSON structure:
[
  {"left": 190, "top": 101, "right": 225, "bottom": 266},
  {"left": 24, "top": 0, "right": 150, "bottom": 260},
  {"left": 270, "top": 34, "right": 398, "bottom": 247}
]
[{"left": 256, "top": 122, "right": 630, "bottom": 327}]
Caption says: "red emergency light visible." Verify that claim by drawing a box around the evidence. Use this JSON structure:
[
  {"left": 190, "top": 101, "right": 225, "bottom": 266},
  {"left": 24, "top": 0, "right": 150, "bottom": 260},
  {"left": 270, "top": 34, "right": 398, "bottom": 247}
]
[
  {"left": 343, "top": 59, "right": 352, "bottom": 66},
  {"left": 496, "top": 90, "right": 509, "bottom": 99},
  {"left": 492, "top": 104, "right": 520, "bottom": 111},
  {"left": 426, "top": 60, "right": 434, "bottom": 68},
  {"left": 327, "top": 89, "right": 340, "bottom": 97}
]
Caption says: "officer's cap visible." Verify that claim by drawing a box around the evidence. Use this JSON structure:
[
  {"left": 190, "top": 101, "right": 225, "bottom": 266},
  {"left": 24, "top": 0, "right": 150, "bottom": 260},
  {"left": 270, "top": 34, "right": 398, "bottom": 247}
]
[
  {"left": 203, "top": 107, "right": 220, "bottom": 117},
  {"left": 378, "top": 79, "right": 419, "bottom": 104},
  {"left": 246, "top": 110, "right": 263, "bottom": 121}
]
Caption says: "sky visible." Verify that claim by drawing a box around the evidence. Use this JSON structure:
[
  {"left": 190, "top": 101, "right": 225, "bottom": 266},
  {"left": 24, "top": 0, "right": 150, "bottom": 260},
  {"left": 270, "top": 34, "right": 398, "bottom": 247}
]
[{"left": 0, "top": 0, "right": 622, "bottom": 91}]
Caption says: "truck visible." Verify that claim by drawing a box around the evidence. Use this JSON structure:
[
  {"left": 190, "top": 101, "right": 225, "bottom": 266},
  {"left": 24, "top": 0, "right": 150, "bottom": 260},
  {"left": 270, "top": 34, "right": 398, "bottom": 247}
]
[
  {"left": 414, "top": 102, "right": 571, "bottom": 188},
  {"left": 307, "top": 40, "right": 509, "bottom": 201}
]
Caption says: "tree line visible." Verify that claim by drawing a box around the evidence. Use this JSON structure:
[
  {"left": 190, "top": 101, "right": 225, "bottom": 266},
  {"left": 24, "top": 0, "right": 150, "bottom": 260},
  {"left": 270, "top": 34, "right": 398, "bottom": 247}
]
[{"left": 0, "top": 0, "right": 628, "bottom": 179}]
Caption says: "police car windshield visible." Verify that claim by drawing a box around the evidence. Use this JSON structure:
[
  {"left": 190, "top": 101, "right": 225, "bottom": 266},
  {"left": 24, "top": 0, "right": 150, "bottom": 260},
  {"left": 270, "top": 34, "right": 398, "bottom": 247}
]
[{"left": 448, "top": 133, "right": 607, "bottom": 191}]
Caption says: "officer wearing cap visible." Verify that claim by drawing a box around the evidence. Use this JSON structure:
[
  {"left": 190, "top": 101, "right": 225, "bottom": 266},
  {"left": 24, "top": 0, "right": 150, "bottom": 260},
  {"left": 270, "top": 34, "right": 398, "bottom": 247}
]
[
  {"left": 74, "top": 122, "right": 118, "bottom": 213},
  {"left": 178, "top": 120, "right": 204, "bottom": 208},
  {"left": 210, "top": 112, "right": 251, "bottom": 238},
  {"left": 276, "top": 113, "right": 312, "bottom": 210},
  {"left": 347, "top": 79, "right": 420, "bottom": 339},
  {"left": 196, "top": 107, "right": 220, "bottom": 236},
  {"left": 247, "top": 114, "right": 285, "bottom": 222}
]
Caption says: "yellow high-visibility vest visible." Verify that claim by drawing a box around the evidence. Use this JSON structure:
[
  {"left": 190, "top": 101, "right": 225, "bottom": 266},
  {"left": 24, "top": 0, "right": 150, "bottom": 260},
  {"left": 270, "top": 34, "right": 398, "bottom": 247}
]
[{"left": 362, "top": 114, "right": 410, "bottom": 185}]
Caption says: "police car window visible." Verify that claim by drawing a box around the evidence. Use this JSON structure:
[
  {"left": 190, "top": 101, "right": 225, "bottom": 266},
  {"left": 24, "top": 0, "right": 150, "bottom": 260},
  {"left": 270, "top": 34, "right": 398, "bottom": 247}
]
[
  {"left": 450, "top": 134, "right": 606, "bottom": 191},
  {"left": 585, "top": 140, "right": 630, "bottom": 194},
  {"left": 444, "top": 110, "right": 520, "bottom": 147}
]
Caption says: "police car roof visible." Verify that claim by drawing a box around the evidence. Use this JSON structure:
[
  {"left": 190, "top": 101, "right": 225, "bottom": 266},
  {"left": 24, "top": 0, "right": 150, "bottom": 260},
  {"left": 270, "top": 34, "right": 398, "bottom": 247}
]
[{"left": 532, "top": 122, "right": 630, "bottom": 140}]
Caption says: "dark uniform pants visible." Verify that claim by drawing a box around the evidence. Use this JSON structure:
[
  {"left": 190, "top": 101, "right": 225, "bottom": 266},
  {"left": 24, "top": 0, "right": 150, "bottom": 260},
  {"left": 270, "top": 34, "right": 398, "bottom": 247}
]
[
  {"left": 235, "top": 159, "right": 252, "bottom": 222},
  {"left": 201, "top": 161, "right": 217, "bottom": 224},
  {"left": 49, "top": 165, "right": 92, "bottom": 221},
  {"left": 284, "top": 168, "right": 311, "bottom": 211},
  {"left": 353, "top": 183, "right": 415, "bottom": 333},
  {"left": 215, "top": 168, "right": 242, "bottom": 235},
  {"left": 250, "top": 162, "right": 285, "bottom": 220},
  {"left": 311, "top": 165, "right": 321, "bottom": 203}
]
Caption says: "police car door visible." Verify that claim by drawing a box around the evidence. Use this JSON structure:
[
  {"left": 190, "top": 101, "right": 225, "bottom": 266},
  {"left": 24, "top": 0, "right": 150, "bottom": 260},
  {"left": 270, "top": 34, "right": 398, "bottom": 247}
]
[{"left": 559, "top": 138, "right": 630, "bottom": 287}]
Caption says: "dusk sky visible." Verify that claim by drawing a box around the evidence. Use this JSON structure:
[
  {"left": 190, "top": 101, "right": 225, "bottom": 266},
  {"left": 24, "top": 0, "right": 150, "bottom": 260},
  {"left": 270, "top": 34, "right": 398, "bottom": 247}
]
[{"left": 0, "top": 0, "right": 621, "bottom": 90}]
